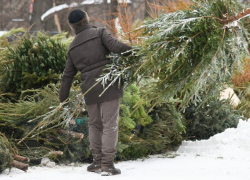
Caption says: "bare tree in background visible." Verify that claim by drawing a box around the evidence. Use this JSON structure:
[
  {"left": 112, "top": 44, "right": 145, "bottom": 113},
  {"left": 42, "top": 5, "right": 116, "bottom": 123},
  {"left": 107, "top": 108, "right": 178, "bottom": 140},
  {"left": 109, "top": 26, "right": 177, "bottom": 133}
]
[
  {"left": 30, "top": 0, "right": 56, "bottom": 32},
  {"left": 110, "top": 0, "right": 118, "bottom": 33},
  {"left": 30, "top": 0, "right": 43, "bottom": 31},
  {"left": 0, "top": 2, "right": 3, "bottom": 30},
  {"left": 0, "top": 0, "right": 30, "bottom": 30},
  {"left": 0, "top": 0, "right": 146, "bottom": 33}
]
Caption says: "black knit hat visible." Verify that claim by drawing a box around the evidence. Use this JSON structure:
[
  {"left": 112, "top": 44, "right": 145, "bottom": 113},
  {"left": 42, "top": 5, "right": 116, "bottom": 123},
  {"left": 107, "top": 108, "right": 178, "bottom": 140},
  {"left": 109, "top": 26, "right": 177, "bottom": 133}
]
[{"left": 68, "top": 9, "right": 86, "bottom": 24}]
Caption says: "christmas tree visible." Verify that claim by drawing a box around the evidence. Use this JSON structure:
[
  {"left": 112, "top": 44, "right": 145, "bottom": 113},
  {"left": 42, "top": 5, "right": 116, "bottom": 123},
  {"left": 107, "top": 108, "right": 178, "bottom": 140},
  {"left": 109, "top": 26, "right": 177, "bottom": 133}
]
[{"left": 101, "top": 0, "right": 249, "bottom": 111}]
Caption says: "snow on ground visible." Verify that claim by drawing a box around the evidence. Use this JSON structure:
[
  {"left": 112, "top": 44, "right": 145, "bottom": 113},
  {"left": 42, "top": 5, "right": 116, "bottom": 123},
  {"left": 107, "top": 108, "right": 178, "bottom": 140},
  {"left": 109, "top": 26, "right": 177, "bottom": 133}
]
[{"left": 1, "top": 119, "right": 250, "bottom": 180}]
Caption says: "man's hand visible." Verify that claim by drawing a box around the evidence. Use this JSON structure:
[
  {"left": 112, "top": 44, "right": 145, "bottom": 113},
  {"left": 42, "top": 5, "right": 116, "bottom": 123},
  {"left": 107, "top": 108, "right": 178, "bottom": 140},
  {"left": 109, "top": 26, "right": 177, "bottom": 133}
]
[{"left": 58, "top": 99, "right": 70, "bottom": 111}]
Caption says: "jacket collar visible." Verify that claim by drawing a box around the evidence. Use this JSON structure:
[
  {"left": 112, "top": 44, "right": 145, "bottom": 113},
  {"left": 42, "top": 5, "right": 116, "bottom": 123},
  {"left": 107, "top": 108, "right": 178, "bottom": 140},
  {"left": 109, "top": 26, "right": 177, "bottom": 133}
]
[{"left": 75, "top": 24, "right": 95, "bottom": 35}]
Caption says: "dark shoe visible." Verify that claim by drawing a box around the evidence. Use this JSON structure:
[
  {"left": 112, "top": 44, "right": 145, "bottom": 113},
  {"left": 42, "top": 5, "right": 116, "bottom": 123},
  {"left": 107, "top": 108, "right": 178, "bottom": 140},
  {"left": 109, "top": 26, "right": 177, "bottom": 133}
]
[
  {"left": 101, "top": 154, "right": 121, "bottom": 176},
  {"left": 87, "top": 153, "right": 102, "bottom": 172}
]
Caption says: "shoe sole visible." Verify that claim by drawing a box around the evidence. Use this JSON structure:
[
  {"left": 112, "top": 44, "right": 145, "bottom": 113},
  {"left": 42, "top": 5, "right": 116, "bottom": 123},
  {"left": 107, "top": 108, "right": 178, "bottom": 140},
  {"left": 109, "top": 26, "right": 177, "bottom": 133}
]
[
  {"left": 101, "top": 171, "right": 120, "bottom": 176},
  {"left": 101, "top": 172, "right": 112, "bottom": 176},
  {"left": 87, "top": 169, "right": 101, "bottom": 173}
]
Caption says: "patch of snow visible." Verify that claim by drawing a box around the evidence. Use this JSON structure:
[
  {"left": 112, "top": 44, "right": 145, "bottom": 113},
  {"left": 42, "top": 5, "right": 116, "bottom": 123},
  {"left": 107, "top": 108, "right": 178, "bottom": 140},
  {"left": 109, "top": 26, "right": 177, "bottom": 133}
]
[
  {"left": 177, "top": 119, "right": 250, "bottom": 161},
  {"left": 1, "top": 154, "right": 249, "bottom": 180},
  {"left": 81, "top": 0, "right": 102, "bottom": 4},
  {"left": 40, "top": 158, "right": 56, "bottom": 168},
  {"left": 108, "top": 0, "right": 131, "bottom": 3},
  {"left": 1, "top": 119, "right": 249, "bottom": 180}
]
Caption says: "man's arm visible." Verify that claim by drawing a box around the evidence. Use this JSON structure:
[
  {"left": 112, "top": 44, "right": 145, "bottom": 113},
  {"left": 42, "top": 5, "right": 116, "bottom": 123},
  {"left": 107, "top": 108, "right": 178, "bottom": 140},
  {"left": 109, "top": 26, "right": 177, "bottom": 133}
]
[
  {"left": 101, "top": 29, "right": 132, "bottom": 54},
  {"left": 59, "top": 55, "right": 78, "bottom": 102}
]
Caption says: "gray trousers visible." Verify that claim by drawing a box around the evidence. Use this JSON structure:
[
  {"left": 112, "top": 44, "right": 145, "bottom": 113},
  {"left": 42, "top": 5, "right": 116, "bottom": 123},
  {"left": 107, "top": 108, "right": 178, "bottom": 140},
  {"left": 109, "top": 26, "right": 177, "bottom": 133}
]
[{"left": 86, "top": 98, "right": 120, "bottom": 155}]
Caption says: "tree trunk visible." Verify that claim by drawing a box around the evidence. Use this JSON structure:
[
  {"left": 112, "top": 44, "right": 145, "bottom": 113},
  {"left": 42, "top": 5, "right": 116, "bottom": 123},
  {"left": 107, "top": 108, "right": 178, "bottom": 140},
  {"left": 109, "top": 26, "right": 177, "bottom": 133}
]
[
  {"left": 12, "top": 154, "right": 30, "bottom": 163},
  {"left": 30, "top": 0, "right": 43, "bottom": 31},
  {"left": 49, "top": 151, "right": 63, "bottom": 156},
  {"left": 132, "top": 0, "right": 145, "bottom": 22},
  {"left": 53, "top": 0, "right": 61, "bottom": 32},
  {"left": 111, "top": 1, "right": 118, "bottom": 20},
  {"left": 11, "top": 160, "right": 29, "bottom": 172},
  {"left": 0, "top": 2, "right": 3, "bottom": 30},
  {"left": 44, "top": 0, "right": 55, "bottom": 32},
  {"left": 221, "top": 7, "right": 250, "bottom": 24},
  {"left": 110, "top": 0, "right": 118, "bottom": 35}
]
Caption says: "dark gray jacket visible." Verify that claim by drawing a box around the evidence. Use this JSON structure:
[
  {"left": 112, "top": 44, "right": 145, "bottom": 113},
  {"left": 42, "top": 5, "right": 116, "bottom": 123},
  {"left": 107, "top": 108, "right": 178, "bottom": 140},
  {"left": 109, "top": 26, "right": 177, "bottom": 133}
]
[{"left": 59, "top": 24, "right": 131, "bottom": 105}]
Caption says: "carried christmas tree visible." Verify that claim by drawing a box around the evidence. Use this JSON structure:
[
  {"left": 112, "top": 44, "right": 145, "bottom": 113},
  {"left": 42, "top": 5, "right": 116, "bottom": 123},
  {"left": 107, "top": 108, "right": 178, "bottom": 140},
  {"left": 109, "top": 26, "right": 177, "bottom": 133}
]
[{"left": 102, "top": 0, "right": 249, "bottom": 110}]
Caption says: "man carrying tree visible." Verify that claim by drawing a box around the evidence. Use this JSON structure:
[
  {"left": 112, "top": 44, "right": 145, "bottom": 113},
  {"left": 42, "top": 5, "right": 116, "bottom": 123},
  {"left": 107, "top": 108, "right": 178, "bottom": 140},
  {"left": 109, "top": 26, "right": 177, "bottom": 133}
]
[{"left": 59, "top": 9, "right": 131, "bottom": 176}]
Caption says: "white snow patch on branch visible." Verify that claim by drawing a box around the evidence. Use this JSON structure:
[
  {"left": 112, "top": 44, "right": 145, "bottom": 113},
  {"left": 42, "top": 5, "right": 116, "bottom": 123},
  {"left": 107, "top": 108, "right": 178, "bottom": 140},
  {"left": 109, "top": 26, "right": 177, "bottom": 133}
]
[
  {"left": 41, "top": 3, "right": 78, "bottom": 21},
  {"left": 0, "top": 31, "right": 7, "bottom": 37}
]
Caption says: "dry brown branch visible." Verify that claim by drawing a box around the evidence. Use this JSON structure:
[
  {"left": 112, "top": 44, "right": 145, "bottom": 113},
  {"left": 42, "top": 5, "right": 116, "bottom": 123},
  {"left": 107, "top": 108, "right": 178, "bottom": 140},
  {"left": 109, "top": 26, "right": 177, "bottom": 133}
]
[
  {"left": 49, "top": 151, "right": 64, "bottom": 156},
  {"left": 94, "top": 1, "right": 143, "bottom": 44},
  {"left": 11, "top": 160, "right": 29, "bottom": 172},
  {"left": 220, "top": 7, "right": 250, "bottom": 24},
  {"left": 232, "top": 57, "right": 250, "bottom": 86},
  {"left": 12, "top": 154, "right": 30, "bottom": 163},
  {"left": 146, "top": 0, "right": 192, "bottom": 19}
]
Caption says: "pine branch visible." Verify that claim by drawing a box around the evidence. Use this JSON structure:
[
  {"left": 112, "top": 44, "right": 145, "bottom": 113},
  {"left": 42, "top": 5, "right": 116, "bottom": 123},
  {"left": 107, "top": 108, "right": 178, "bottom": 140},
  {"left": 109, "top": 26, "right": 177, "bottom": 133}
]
[
  {"left": 99, "top": 0, "right": 249, "bottom": 111},
  {"left": 220, "top": 7, "right": 250, "bottom": 24}
]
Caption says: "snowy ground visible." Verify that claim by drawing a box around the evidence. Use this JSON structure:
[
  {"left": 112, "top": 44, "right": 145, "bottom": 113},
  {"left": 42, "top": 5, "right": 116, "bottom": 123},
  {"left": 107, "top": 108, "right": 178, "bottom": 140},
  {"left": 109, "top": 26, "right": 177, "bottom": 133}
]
[{"left": 1, "top": 119, "right": 250, "bottom": 180}]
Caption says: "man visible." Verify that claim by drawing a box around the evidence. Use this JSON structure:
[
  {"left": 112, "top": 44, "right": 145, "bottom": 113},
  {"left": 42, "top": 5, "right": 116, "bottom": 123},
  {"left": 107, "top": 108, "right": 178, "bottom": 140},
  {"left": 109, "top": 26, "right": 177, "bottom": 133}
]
[{"left": 59, "top": 9, "right": 131, "bottom": 176}]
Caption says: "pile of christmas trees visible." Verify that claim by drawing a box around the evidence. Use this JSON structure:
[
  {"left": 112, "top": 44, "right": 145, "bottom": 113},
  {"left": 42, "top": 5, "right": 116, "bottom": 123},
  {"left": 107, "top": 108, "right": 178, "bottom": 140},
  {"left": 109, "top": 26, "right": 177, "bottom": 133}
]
[{"left": 1, "top": 0, "right": 250, "bottom": 173}]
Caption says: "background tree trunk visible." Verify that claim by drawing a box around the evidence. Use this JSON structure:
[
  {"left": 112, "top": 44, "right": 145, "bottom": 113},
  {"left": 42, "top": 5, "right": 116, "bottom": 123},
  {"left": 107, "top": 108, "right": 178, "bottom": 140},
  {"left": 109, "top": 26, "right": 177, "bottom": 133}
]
[
  {"left": 110, "top": 0, "right": 118, "bottom": 35},
  {"left": 44, "top": 0, "right": 55, "bottom": 32},
  {"left": 30, "top": 0, "right": 43, "bottom": 31},
  {"left": 30, "top": 0, "right": 56, "bottom": 32},
  {"left": 0, "top": 2, "right": 3, "bottom": 30},
  {"left": 53, "top": 0, "right": 62, "bottom": 33}
]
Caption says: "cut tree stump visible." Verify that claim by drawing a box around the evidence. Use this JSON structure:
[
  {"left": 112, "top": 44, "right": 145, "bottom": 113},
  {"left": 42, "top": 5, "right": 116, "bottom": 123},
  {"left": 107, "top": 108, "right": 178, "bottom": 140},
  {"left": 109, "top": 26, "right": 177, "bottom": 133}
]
[
  {"left": 12, "top": 154, "right": 30, "bottom": 163},
  {"left": 11, "top": 160, "right": 29, "bottom": 172}
]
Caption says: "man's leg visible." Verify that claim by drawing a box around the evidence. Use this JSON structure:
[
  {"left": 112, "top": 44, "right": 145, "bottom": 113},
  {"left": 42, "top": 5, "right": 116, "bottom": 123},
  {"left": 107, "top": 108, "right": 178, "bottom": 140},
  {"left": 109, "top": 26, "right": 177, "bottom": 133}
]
[
  {"left": 86, "top": 103, "right": 103, "bottom": 172},
  {"left": 100, "top": 98, "right": 121, "bottom": 175},
  {"left": 100, "top": 98, "right": 120, "bottom": 154}
]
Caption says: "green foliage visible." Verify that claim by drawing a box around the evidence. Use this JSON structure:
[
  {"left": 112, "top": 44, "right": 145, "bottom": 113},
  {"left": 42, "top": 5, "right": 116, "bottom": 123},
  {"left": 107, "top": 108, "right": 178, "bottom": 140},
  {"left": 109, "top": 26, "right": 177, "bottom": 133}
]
[
  {"left": 0, "top": 0, "right": 248, "bottom": 168},
  {"left": 0, "top": 32, "right": 67, "bottom": 95},
  {"left": 117, "top": 102, "right": 183, "bottom": 160},
  {"left": 234, "top": 83, "right": 250, "bottom": 119},
  {"left": 120, "top": 84, "right": 152, "bottom": 129},
  {"left": 0, "top": 85, "right": 60, "bottom": 127},
  {"left": 0, "top": 28, "right": 26, "bottom": 85},
  {"left": 117, "top": 140, "right": 149, "bottom": 160},
  {"left": 142, "top": 103, "right": 184, "bottom": 151},
  {"left": 116, "top": 124, "right": 150, "bottom": 160},
  {"left": 0, "top": 84, "right": 91, "bottom": 164},
  {"left": 0, "top": 28, "right": 25, "bottom": 42},
  {"left": 103, "top": 0, "right": 248, "bottom": 111},
  {"left": 138, "top": 0, "right": 247, "bottom": 108},
  {"left": 94, "top": 1, "right": 249, "bottom": 146},
  {"left": 0, "top": 133, "right": 14, "bottom": 173},
  {"left": 184, "top": 94, "right": 240, "bottom": 140},
  {"left": 232, "top": 57, "right": 250, "bottom": 119},
  {"left": 50, "top": 32, "right": 74, "bottom": 49}
]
